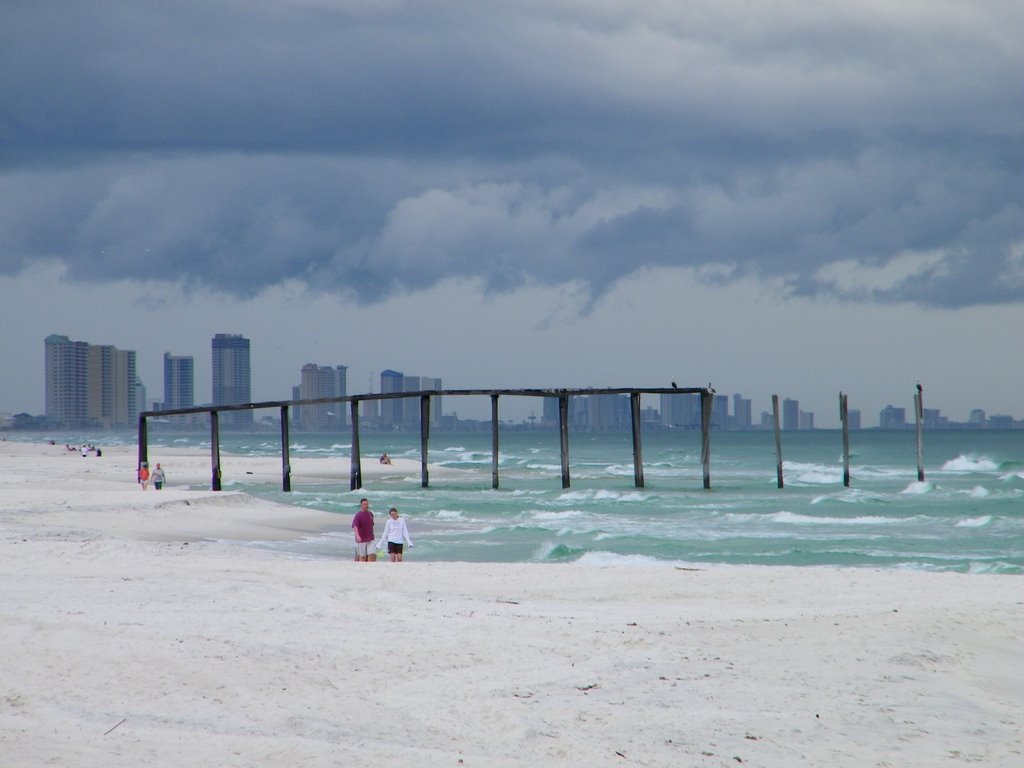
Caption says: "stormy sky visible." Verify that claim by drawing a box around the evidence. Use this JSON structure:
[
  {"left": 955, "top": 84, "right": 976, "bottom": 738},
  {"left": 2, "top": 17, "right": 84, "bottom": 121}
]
[{"left": 2, "top": 0, "right": 1022, "bottom": 426}]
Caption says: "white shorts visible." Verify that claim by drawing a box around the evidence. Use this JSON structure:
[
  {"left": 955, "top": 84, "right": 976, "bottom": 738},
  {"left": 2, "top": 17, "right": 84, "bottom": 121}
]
[{"left": 354, "top": 541, "right": 374, "bottom": 557}]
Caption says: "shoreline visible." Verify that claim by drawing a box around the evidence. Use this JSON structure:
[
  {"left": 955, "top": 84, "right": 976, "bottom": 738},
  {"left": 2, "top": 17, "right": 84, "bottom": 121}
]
[{"left": 2, "top": 440, "right": 1022, "bottom": 766}]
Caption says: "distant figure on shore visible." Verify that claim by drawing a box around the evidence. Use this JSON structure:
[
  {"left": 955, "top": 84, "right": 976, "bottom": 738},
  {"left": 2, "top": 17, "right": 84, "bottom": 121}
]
[
  {"left": 379, "top": 452, "right": 392, "bottom": 465},
  {"left": 377, "top": 507, "right": 413, "bottom": 562},
  {"left": 151, "top": 463, "right": 165, "bottom": 490},
  {"left": 351, "top": 498, "right": 376, "bottom": 562},
  {"left": 138, "top": 463, "right": 150, "bottom": 490}
]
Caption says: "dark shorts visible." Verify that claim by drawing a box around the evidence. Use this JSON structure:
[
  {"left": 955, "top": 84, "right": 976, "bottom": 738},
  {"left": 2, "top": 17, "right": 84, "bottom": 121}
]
[{"left": 387, "top": 542, "right": 404, "bottom": 555}]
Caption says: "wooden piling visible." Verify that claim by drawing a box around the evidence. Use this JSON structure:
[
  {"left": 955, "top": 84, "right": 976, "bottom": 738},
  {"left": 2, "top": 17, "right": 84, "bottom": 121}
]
[
  {"left": 349, "top": 400, "right": 362, "bottom": 490},
  {"left": 137, "top": 414, "right": 148, "bottom": 476},
  {"left": 840, "top": 392, "right": 850, "bottom": 487},
  {"left": 420, "top": 395, "right": 430, "bottom": 488},
  {"left": 210, "top": 410, "right": 222, "bottom": 491},
  {"left": 700, "top": 389, "right": 713, "bottom": 489},
  {"left": 915, "top": 385, "right": 925, "bottom": 482},
  {"left": 558, "top": 395, "right": 570, "bottom": 489},
  {"left": 491, "top": 394, "right": 500, "bottom": 489},
  {"left": 280, "top": 405, "right": 291, "bottom": 492},
  {"left": 772, "top": 394, "right": 784, "bottom": 489},
  {"left": 630, "top": 392, "right": 645, "bottom": 488}
]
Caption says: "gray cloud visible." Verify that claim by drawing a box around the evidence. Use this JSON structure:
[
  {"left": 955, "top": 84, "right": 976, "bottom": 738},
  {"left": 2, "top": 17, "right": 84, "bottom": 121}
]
[{"left": 2, "top": 0, "right": 1022, "bottom": 308}]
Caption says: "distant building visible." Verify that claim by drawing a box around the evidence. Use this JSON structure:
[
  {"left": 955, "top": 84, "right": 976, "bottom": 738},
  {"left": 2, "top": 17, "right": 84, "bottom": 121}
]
[
  {"left": 212, "top": 334, "right": 252, "bottom": 428},
  {"left": 712, "top": 394, "right": 728, "bottom": 429},
  {"left": 586, "top": 394, "right": 627, "bottom": 429},
  {"left": 799, "top": 411, "right": 815, "bottom": 430},
  {"left": 782, "top": 398, "right": 800, "bottom": 430},
  {"left": 163, "top": 353, "right": 195, "bottom": 416},
  {"left": 379, "top": 369, "right": 405, "bottom": 427},
  {"left": 879, "top": 405, "right": 906, "bottom": 429},
  {"left": 44, "top": 334, "right": 137, "bottom": 429},
  {"left": 45, "top": 334, "right": 89, "bottom": 427},
  {"left": 660, "top": 392, "right": 699, "bottom": 428},
  {"left": 847, "top": 409, "right": 861, "bottom": 430},
  {"left": 297, "top": 363, "right": 348, "bottom": 431},
  {"left": 732, "top": 394, "right": 752, "bottom": 429}
]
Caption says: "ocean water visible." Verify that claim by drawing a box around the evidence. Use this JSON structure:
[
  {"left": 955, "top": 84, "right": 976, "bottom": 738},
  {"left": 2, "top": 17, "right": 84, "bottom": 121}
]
[
  {"left": 31, "top": 428, "right": 1024, "bottom": 573},
  {"left": 124, "top": 428, "right": 1024, "bottom": 574}
]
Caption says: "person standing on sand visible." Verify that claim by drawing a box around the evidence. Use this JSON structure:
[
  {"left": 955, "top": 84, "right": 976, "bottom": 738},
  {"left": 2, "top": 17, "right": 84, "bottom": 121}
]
[
  {"left": 377, "top": 507, "right": 413, "bottom": 562},
  {"left": 138, "top": 463, "right": 150, "bottom": 490},
  {"left": 351, "top": 498, "right": 376, "bottom": 562},
  {"left": 151, "top": 463, "right": 165, "bottom": 490}
]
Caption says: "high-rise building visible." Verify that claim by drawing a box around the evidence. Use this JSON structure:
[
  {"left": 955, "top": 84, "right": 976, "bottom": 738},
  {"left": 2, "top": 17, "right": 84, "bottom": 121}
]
[
  {"left": 87, "top": 345, "right": 137, "bottom": 429},
  {"left": 782, "top": 398, "right": 800, "bottom": 430},
  {"left": 586, "top": 394, "right": 626, "bottom": 429},
  {"left": 379, "top": 369, "right": 404, "bottom": 427},
  {"left": 660, "top": 393, "right": 699, "bottom": 428},
  {"left": 163, "top": 353, "right": 195, "bottom": 410},
  {"left": 45, "top": 334, "right": 89, "bottom": 427},
  {"left": 44, "top": 334, "right": 137, "bottom": 429},
  {"left": 880, "top": 405, "right": 906, "bottom": 429},
  {"left": 732, "top": 394, "right": 752, "bottom": 429},
  {"left": 711, "top": 393, "right": 728, "bottom": 429},
  {"left": 298, "top": 363, "right": 348, "bottom": 431},
  {"left": 212, "top": 333, "right": 252, "bottom": 427}
]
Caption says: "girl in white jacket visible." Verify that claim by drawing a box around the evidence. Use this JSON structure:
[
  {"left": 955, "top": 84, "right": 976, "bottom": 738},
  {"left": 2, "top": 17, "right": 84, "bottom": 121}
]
[{"left": 377, "top": 507, "right": 414, "bottom": 562}]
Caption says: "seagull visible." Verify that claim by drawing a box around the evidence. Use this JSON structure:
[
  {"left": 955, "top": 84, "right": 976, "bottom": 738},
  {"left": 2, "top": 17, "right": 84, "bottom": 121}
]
[{"left": 671, "top": 381, "right": 678, "bottom": 389}]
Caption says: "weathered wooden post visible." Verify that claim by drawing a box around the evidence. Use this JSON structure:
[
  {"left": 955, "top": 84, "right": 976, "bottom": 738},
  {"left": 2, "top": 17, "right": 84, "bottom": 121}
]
[
  {"left": 630, "top": 392, "right": 645, "bottom": 488},
  {"left": 772, "top": 394, "right": 784, "bottom": 489},
  {"left": 210, "top": 410, "right": 222, "bottom": 491},
  {"left": 137, "top": 414, "right": 148, "bottom": 476},
  {"left": 558, "top": 395, "right": 571, "bottom": 489},
  {"left": 700, "top": 389, "right": 713, "bottom": 489},
  {"left": 280, "top": 404, "right": 291, "bottom": 492},
  {"left": 915, "top": 383, "right": 925, "bottom": 482},
  {"left": 491, "top": 394, "right": 500, "bottom": 489},
  {"left": 420, "top": 395, "right": 430, "bottom": 488},
  {"left": 840, "top": 392, "right": 850, "bottom": 487},
  {"left": 350, "top": 399, "right": 362, "bottom": 490}
]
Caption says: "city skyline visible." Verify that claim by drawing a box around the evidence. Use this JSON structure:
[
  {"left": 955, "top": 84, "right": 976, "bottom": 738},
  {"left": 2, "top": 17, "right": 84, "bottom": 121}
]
[
  {"left": 2, "top": 3, "right": 1022, "bottom": 431},
  {"left": 15, "top": 331, "right": 1021, "bottom": 432}
]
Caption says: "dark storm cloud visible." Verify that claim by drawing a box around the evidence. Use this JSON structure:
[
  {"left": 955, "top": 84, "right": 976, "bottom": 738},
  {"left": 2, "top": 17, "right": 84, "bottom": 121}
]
[{"left": 1, "top": 1, "right": 1022, "bottom": 307}]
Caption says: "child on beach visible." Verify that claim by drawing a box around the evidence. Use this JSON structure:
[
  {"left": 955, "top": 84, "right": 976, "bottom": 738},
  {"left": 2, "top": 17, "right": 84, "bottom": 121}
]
[
  {"left": 138, "top": 464, "right": 150, "bottom": 490},
  {"left": 151, "top": 464, "right": 165, "bottom": 490},
  {"left": 377, "top": 507, "right": 413, "bottom": 562}
]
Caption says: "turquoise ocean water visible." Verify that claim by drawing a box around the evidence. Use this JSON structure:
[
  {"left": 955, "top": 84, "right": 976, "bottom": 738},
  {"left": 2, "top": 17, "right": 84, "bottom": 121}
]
[{"left": 31, "top": 429, "right": 1024, "bottom": 573}]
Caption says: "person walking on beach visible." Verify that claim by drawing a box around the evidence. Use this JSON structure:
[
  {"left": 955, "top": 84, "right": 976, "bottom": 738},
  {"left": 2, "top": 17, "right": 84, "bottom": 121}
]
[
  {"left": 151, "top": 463, "right": 166, "bottom": 490},
  {"left": 377, "top": 507, "right": 413, "bottom": 562},
  {"left": 138, "top": 463, "right": 150, "bottom": 490},
  {"left": 351, "top": 498, "right": 376, "bottom": 562}
]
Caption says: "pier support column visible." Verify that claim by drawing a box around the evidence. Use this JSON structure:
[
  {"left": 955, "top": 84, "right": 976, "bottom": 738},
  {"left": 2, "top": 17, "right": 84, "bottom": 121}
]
[
  {"left": 700, "top": 389, "right": 713, "bottom": 490},
  {"left": 280, "top": 405, "right": 291, "bottom": 492},
  {"left": 491, "top": 394, "right": 500, "bottom": 489},
  {"left": 558, "top": 395, "right": 571, "bottom": 489},
  {"left": 210, "top": 410, "right": 222, "bottom": 491},
  {"left": 840, "top": 393, "right": 850, "bottom": 487},
  {"left": 137, "top": 415, "right": 149, "bottom": 478},
  {"left": 350, "top": 400, "right": 362, "bottom": 490},
  {"left": 630, "top": 392, "right": 645, "bottom": 488},
  {"left": 915, "top": 384, "right": 925, "bottom": 482},
  {"left": 772, "top": 394, "right": 784, "bottom": 489},
  {"left": 420, "top": 395, "right": 431, "bottom": 488}
]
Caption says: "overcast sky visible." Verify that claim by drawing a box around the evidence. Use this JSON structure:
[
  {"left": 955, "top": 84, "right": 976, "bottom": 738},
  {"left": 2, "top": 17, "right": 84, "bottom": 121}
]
[{"left": 2, "top": 0, "right": 1022, "bottom": 427}]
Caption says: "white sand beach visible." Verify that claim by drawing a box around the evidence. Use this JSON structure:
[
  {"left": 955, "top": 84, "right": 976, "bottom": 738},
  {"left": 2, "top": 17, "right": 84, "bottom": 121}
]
[{"left": 1, "top": 440, "right": 1021, "bottom": 767}]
